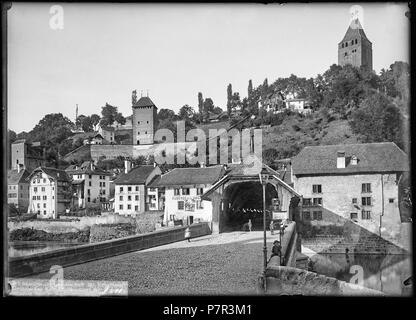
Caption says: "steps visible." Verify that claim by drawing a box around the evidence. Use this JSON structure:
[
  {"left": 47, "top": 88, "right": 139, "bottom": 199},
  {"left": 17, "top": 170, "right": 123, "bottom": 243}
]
[{"left": 302, "top": 235, "right": 407, "bottom": 255}]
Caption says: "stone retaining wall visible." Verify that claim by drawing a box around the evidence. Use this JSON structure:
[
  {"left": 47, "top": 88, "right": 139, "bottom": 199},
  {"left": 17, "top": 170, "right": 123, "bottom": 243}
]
[
  {"left": 8, "top": 222, "right": 211, "bottom": 278},
  {"left": 259, "top": 266, "right": 384, "bottom": 296}
]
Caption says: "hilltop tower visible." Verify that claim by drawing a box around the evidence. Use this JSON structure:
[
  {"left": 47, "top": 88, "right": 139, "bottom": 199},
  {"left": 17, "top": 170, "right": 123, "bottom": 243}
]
[
  {"left": 132, "top": 91, "right": 158, "bottom": 145},
  {"left": 338, "top": 18, "right": 373, "bottom": 71}
]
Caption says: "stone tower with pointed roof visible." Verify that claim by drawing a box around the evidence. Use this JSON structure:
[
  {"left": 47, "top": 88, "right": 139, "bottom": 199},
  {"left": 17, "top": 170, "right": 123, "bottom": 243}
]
[
  {"left": 338, "top": 18, "right": 373, "bottom": 71},
  {"left": 132, "top": 92, "right": 158, "bottom": 145}
]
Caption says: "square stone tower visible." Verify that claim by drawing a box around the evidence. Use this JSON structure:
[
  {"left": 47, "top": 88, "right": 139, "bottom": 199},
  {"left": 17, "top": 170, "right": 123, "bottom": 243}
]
[
  {"left": 338, "top": 18, "right": 373, "bottom": 71},
  {"left": 132, "top": 94, "right": 158, "bottom": 145}
]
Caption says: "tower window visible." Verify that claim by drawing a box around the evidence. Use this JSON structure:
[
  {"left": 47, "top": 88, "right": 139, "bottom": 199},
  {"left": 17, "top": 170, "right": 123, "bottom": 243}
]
[
  {"left": 355, "top": 39, "right": 358, "bottom": 44},
  {"left": 342, "top": 43, "right": 344, "bottom": 48},
  {"left": 138, "top": 121, "right": 140, "bottom": 124},
  {"left": 351, "top": 40, "right": 354, "bottom": 45},
  {"left": 345, "top": 42, "right": 348, "bottom": 47}
]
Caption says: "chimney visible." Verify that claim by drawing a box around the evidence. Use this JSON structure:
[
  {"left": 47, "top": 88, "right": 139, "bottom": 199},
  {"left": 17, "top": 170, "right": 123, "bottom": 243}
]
[
  {"left": 124, "top": 159, "right": 131, "bottom": 174},
  {"left": 351, "top": 155, "right": 358, "bottom": 165},
  {"left": 337, "top": 151, "right": 346, "bottom": 169},
  {"left": 223, "top": 163, "right": 228, "bottom": 171},
  {"left": 200, "top": 162, "right": 205, "bottom": 168},
  {"left": 17, "top": 164, "right": 21, "bottom": 173},
  {"left": 153, "top": 162, "right": 157, "bottom": 168},
  {"left": 90, "top": 162, "right": 94, "bottom": 170}
]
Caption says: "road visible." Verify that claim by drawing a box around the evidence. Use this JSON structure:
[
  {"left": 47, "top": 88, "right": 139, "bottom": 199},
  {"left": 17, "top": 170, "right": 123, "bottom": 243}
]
[{"left": 32, "top": 231, "right": 281, "bottom": 295}]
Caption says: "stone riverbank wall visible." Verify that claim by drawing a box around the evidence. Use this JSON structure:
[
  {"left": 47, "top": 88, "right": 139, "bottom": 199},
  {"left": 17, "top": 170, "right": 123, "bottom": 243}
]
[
  {"left": 260, "top": 266, "right": 385, "bottom": 296},
  {"left": 8, "top": 222, "right": 211, "bottom": 278}
]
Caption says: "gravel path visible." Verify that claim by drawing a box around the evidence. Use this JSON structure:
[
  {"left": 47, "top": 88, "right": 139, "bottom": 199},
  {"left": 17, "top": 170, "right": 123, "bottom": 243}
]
[{"left": 32, "top": 231, "right": 281, "bottom": 295}]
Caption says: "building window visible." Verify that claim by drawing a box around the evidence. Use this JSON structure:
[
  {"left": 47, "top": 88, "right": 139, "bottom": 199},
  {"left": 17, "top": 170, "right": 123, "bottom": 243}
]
[
  {"left": 87, "top": 197, "right": 90, "bottom": 202},
  {"left": 37, "top": 203, "right": 40, "bottom": 208},
  {"left": 362, "top": 197, "right": 372, "bottom": 206},
  {"left": 127, "top": 204, "right": 131, "bottom": 210},
  {"left": 128, "top": 186, "right": 132, "bottom": 192},
  {"left": 342, "top": 43, "right": 344, "bottom": 48},
  {"left": 34, "top": 187, "right": 38, "bottom": 192},
  {"left": 355, "top": 39, "right": 358, "bottom": 44},
  {"left": 352, "top": 198, "right": 357, "bottom": 204},
  {"left": 345, "top": 42, "right": 348, "bottom": 47},
  {"left": 138, "top": 132, "right": 140, "bottom": 135},
  {"left": 32, "top": 196, "right": 36, "bottom": 200},
  {"left": 302, "top": 198, "right": 312, "bottom": 206},
  {"left": 174, "top": 188, "right": 180, "bottom": 196},
  {"left": 178, "top": 201, "right": 184, "bottom": 210},
  {"left": 197, "top": 188, "right": 204, "bottom": 195},
  {"left": 196, "top": 200, "right": 204, "bottom": 209},
  {"left": 362, "top": 183, "right": 371, "bottom": 193},
  {"left": 37, "top": 196, "right": 41, "bottom": 200},
  {"left": 312, "top": 211, "right": 322, "bottom": 220},
  {"left": 89, "top": 175, "right": 92, "bottom": 179},
  {"left": 313, "top": 198, "right": 322, "bottom": 206},
  {"left": 350, "top": 212, "right": 358, "bottom": 220},
  {"left": 102, "top": 182, "right": 105, "bottom": 187},
  {"left": 128, "top": 196, "right": 132, "bottom": 201},
  {"left": 389, "top": 198, "right": 394, "bottom": 203},
  {"left": 136, "top": 186, "right": 139, "bottom": 191},
  {"left": 182, "top": 188, "right": 190, "bottom": 195},
  {"left": 119, "top": 205, "right": 123, "bottom": 210},
  {"left": 89, "top": 181, "right": 92, "bottom": 186},
  {"left": 88, "top": 189, "right": 91, "bottom": 195},
  {"left": 120, "top": 196, "right": 123, "bottom": 201},
  {"left": 135, "top": 195, "right": 139, "bottom": 201},
  {"left": 43, "top": 203, "right": 46, "bottom": 208},
  {"left": 362, "top": 210, "right": 371, "bottom": 220},
  {"left": 303, "top": 211, "right": 310, "bottom": 220},
  {"left": 43, "top": 195, "right": 47, "bottom": 200},
  {"left": 312, "top": 185, "right": 322, "bottom": 194},
  {"left": 120, "top": 187, "right": 123, "bottom": 192},
  {"left": 170, "top": 214, "right": 175, "bottom": 221},
  {"left": 344, "top": 52, "right": 347, "bottom": 56},
  {"left": 138, "top": 121, "right": 140, "bottom": 124}
]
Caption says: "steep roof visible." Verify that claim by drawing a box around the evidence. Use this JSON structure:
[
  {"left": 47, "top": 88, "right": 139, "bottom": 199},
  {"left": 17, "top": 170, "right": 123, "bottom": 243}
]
[
  {"left": 339, "top": 18, "right": 371, "bottom": 43},
  {"left": 133, "top": 96, "right": 157, "bottom": 108},
  {"left": 65, "top": 161, "right": 111, "bottom": 176},
  {"left": 8, "top": 169, "right": 31, "bottom": 184},
  {"left": 153, "top": 165, "right": 225, "bottom": 187},
  {"left": 292, "top": 142, "right": 409, "bottom": 176},
  {"left": 113, "top": 165, "right": 157, "bottom": 185},
  {"left": 27, "top": 167, "right": 71, "bottom": 182}
]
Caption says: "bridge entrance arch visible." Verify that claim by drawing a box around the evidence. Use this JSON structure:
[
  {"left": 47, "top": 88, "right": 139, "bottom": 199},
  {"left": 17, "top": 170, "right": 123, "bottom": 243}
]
[{"left": 201, "top": 164, "right": 302, "bottom": 234}]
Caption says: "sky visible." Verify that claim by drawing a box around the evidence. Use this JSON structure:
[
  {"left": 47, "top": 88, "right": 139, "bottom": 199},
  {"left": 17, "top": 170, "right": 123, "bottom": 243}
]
[{"left": 7, "top": 2, "right": 409, "bottom": 133}]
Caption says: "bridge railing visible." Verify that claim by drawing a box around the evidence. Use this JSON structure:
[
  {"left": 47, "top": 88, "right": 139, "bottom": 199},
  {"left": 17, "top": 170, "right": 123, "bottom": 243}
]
[{"left": 8, "top": 222, "right": 211, "bottom": 278}]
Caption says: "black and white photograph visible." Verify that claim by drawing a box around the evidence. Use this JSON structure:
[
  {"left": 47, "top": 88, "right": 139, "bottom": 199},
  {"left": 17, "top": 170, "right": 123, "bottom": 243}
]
[{"left": 2, "top": 1, "right": 413, "bottom": 304}]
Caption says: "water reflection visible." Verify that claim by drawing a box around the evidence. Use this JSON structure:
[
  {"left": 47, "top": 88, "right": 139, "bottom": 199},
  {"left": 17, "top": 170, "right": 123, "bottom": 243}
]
[
  {"left": 309, "top": 253, "right": 412, "bottom": 296},
  {"left": 9, "top": 241, "right": 81, "bottom": 258}
]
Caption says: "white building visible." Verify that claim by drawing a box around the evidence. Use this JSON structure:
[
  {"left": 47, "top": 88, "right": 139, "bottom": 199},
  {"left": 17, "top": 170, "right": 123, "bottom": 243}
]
[
  {"left": 65, "top": 161, "right": 112, "bottom": 209},
  {"left": 27, "top": 167, "right": 71, "bottom": 219},
  {"left": 153, "top": 165, "right": 225, "bottom": 225},
  {"left": 291, "top": 142, "right": 410, "bottom": 246},
  {"left": 114, "top": 164, "right": 162, "bottom": 215}
]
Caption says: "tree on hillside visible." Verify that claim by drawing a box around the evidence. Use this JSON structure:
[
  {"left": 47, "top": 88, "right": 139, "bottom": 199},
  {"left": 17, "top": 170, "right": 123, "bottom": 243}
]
[
  {"left": 198, "top": 92, "right": 204, "bottom": 122},
  {"left": 178, "top": 104, "right": 195, "bottom": 120},
  {"left": 350, "top": 93, "right": 404, "bottom": 148},
  {"left": 90, "top": 114, "right": 100, "bottom": 131},
  {"left": 158, "top": 108, "right": 177, "bottom": 121},
  {"left": 203, "top": 98, "right": 215, "bottom": 122},
  {"left": 248, "top": 79, "right": 253, "bottom": 98},
  {"left": 100, "top": 103, "right": 125, "bottom": 127},
  {"left": 29, "top": 113, "right": 74, "bottom": 165},
  {"left": 227, "top": 84, "right": 233, "bottom": 116}
]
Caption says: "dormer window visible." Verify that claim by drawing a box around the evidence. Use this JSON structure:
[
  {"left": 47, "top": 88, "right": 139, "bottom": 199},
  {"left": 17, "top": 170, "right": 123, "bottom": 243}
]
[{"left": 351, "top": 155, "right": 358, "bottom": 165}]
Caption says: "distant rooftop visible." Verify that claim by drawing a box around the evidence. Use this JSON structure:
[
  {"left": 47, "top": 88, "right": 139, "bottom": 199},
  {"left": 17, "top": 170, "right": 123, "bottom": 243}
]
[
  {"left": 133, "top": 96, "right": 157, "bottom": 108},
  {"left": 113, "top": 165, "right": 157, "bottom": 185}
]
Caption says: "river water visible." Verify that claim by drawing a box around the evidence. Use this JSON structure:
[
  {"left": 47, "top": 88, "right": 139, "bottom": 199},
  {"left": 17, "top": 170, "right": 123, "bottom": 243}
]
[
  {"left": 8, "top": 241, "right": 82, "bottom": 258},
  {"left": 309, "top": 253, "right": 412, "bottom": 296}
]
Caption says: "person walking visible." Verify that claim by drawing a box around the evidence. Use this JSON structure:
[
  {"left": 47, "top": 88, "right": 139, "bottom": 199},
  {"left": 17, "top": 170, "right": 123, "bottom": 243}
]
[{"left": 248, "top": 219, "right": 252, "bottom": 232}]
